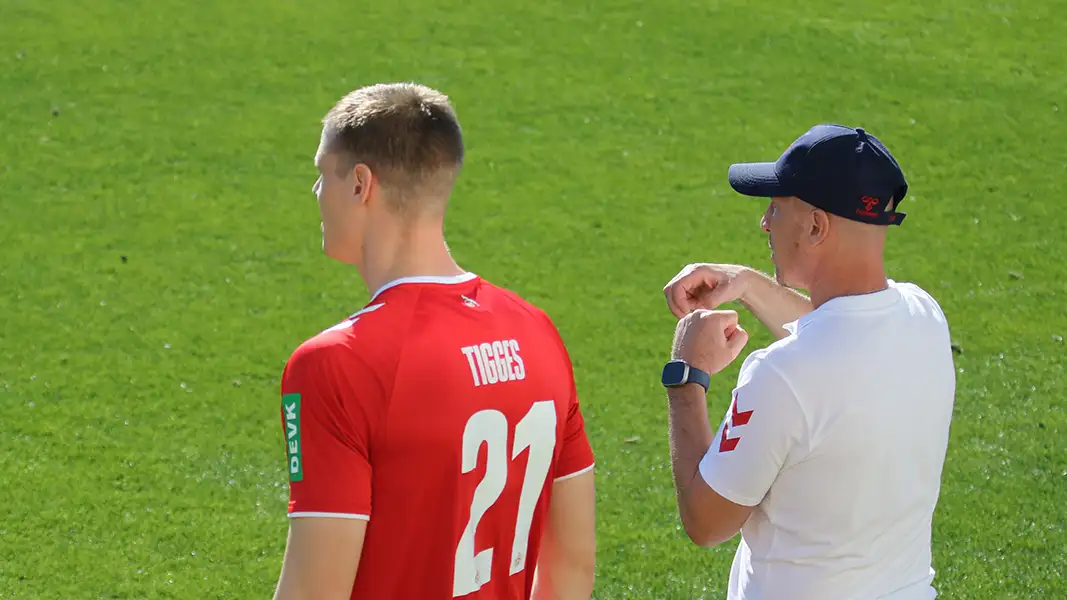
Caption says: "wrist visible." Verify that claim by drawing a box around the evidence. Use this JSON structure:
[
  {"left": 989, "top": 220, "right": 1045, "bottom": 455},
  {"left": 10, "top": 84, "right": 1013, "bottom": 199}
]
[
  {"left": 736, "top": 267, "right": 761, "bottom": 307},
  {"left": 662, "top": 359, "right": 711, "bottom": 393},
  {"left": 666, "top": 381, "right": 708, "bottom": 404}
]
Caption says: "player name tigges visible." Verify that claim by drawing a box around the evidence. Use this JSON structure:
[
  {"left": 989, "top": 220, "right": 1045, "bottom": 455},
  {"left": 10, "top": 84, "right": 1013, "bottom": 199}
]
[{"left": 461, "top": 339, "right": 527, "bottom": 387}]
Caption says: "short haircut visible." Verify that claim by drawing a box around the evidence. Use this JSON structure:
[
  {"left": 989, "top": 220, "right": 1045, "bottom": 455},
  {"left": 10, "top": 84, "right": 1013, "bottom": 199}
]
[{"left": 322, "top": 82, "right": 464, "bottom": 212}]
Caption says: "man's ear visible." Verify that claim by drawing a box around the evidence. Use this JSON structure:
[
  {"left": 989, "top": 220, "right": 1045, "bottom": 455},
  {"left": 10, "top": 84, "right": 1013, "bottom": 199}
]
[
  {"left": 809, "top": 208, "right": 831, "bottom": 246},
  {"left": 352, "top": 164, "right": 373, "bottom": 206}
]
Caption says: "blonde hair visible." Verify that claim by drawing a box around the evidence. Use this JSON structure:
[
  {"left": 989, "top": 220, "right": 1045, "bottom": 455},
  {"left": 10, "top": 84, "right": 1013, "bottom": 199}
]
[{"left": 322, "top": 82, "right": 464, "bottom": 213}]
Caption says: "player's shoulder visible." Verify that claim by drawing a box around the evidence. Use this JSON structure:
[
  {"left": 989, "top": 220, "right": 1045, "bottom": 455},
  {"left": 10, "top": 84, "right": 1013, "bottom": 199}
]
[
  {"left": 285, "top": 301, "right": 402, "bottom": 371},
  {"left": 478, "top": 278, "right": 561, "bottom": 330}
]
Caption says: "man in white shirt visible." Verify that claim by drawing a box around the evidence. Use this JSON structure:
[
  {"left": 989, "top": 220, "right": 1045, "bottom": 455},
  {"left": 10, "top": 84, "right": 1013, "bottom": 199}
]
[{"left": 658, "top": 124, "right": 957, "bottom": 599}]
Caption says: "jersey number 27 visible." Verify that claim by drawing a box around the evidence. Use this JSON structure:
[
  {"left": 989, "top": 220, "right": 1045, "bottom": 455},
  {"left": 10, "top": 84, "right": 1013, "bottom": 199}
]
[{"left": 453, "top": 400, "right": 557, "bottom": 597}]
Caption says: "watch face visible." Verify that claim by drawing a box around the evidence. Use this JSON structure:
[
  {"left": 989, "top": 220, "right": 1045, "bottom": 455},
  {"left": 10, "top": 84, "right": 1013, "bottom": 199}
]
[{"left": 661, "top": 361, "right": 687, "bottom": 386}]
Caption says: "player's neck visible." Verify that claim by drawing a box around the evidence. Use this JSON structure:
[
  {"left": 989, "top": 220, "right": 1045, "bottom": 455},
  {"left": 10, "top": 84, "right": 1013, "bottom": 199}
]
[{"left": 360, "top": 219, "right": 466, "bottom": 298}]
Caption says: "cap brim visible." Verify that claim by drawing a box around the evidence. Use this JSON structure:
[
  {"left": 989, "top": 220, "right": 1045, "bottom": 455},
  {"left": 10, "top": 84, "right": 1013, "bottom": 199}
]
[{"left": 727, "top": 162, "right": 788, "bottom": 198}]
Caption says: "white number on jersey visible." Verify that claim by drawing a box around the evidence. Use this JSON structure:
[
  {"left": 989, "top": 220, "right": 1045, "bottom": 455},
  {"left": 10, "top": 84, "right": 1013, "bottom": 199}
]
[{"left": 453, "top": 400, "right": 557, "bottom": 597}]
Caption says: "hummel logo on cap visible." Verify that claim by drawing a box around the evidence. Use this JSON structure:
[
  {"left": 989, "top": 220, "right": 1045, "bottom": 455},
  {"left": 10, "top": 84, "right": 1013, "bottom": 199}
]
[{"left": 726, "top": 124, "right": 910, "bottom": 226}]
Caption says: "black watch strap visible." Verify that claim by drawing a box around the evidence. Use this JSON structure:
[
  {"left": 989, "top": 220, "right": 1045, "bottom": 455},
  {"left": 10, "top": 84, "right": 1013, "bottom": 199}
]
[{"left": 687, "top": 365, "right": 711, "bottom": 392}]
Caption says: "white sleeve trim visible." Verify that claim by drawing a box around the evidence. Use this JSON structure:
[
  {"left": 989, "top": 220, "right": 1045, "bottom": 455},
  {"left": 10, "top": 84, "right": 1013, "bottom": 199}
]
[
  {"left": 554, "top": 463, "right": 594, "bottom": 482},
  {"left": 288, "top": 511, "right": 370, "bottom": 521}
]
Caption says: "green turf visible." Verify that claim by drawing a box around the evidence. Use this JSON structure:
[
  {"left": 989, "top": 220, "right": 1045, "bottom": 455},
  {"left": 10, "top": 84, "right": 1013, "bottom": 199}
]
[{"left": 1, "top": 0, "right": 1065, "bottom": 597}]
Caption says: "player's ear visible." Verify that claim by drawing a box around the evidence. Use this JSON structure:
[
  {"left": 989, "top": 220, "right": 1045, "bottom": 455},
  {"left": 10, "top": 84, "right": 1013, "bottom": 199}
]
[{"left": 352, "top": 163, "right": 373, "bottom": 206}]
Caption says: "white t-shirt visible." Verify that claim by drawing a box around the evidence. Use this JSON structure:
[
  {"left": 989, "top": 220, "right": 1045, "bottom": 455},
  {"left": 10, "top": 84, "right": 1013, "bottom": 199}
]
[{"left": 699, "top": 280, "right": 956, "bottom": 600}]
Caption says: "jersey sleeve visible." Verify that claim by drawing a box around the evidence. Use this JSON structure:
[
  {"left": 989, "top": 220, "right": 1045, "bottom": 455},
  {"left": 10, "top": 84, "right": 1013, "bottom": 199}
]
[
  {"left": 280, "top": 338, "right": 383, "bottom": 520},
  {"left": 554, "top": 390, "right": 595, "bottom": 482},
  {"left": 698, "top": 352, "right": 807, "bottom": 507},
  {"left": 547, "top": 323, "right": 595, "bottom": 482}
]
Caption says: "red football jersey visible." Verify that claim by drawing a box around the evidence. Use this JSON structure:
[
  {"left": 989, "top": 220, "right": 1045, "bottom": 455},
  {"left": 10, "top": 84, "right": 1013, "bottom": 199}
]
[{"left": 279, "top": 273, "right": 595, "bottom": 599}]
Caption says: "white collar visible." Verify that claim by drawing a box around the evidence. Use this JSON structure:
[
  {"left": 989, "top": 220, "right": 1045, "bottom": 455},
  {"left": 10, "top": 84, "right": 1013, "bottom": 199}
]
[{"left": 369, "top": 272, "right": 478, "bottom": 302}]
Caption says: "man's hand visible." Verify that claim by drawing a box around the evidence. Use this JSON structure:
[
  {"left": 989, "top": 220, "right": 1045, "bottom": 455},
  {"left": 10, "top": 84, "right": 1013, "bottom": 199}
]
[
  {"left": 664, "top": 263, "right": 812, "bottom": 340},
  {"left": 663, "top": 263, "right": 752, "bottom": 319},
  {"left": 671, "top": 310, "right": 749, "bottom": 375}
]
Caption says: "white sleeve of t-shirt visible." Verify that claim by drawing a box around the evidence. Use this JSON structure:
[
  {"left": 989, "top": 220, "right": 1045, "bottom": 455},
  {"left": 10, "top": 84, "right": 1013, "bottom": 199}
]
[{"left": 698, "top": 351, "right": 808, "bottom": 507}]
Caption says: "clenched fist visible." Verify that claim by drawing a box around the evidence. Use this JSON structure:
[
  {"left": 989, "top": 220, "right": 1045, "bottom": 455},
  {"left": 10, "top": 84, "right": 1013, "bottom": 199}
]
[{"left": 671, "top": 309, "right": 750, "bottom": 376}]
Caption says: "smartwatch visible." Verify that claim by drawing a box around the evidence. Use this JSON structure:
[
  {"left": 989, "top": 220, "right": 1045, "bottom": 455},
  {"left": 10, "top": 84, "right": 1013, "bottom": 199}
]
[{"left": 661, "top": 359, "right": 711, "bottom": 392}]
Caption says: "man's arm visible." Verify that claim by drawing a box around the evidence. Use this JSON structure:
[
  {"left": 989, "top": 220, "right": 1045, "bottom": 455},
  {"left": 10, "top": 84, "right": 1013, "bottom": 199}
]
[
  {"left": 273, "top": 339, "right": 381, "bottom": 600},
  {"left": 664, "top": 310, "right": 804, "bottom": 547},
  {"left": 667, "top": 384, "right": 754, "bottom": 547},
  {"left": 274, "top": 518, "right": 367, "bottom": 600},
  {"left": 532, "top": 470, "right": 596, "bottom": 600},
  {"left": 737, "top": 268, "right": 812, "bottom": 340},
  {"left": 533, "top": 311, "right": 596, "bottom": 598},
  {"left": 663, "top": 263, "right": 812, "bottom": 340}
]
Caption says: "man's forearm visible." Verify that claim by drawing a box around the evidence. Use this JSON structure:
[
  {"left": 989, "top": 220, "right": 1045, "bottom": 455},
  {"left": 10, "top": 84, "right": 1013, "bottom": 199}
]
[
  {"left": 739, "top": 269, "right": 812, "bottom": 340},
  {"left": 666, "top": 385, "right": 715, "bottom": 507}
]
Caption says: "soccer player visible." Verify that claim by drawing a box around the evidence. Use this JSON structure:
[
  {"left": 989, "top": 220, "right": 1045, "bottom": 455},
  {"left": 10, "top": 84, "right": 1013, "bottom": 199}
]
[{"left": 272, "top": 83, "right": 596, "bottom": 600}]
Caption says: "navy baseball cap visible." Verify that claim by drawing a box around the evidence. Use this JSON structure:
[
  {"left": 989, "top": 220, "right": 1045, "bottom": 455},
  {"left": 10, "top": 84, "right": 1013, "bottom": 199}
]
[{"left": 727, "top": 124, "right": 909, "bottom": 226}]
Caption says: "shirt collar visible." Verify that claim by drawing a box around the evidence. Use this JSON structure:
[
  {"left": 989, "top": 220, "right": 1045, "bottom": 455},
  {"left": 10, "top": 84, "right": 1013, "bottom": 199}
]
[{"left": 369, "top": 272, "right": 479, "bottom": 303}]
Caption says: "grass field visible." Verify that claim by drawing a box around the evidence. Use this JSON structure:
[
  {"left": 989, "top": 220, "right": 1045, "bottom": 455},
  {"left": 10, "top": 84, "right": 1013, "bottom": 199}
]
[{"left": 2, "top": 0, "right": 1065, "bottom": 597}]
